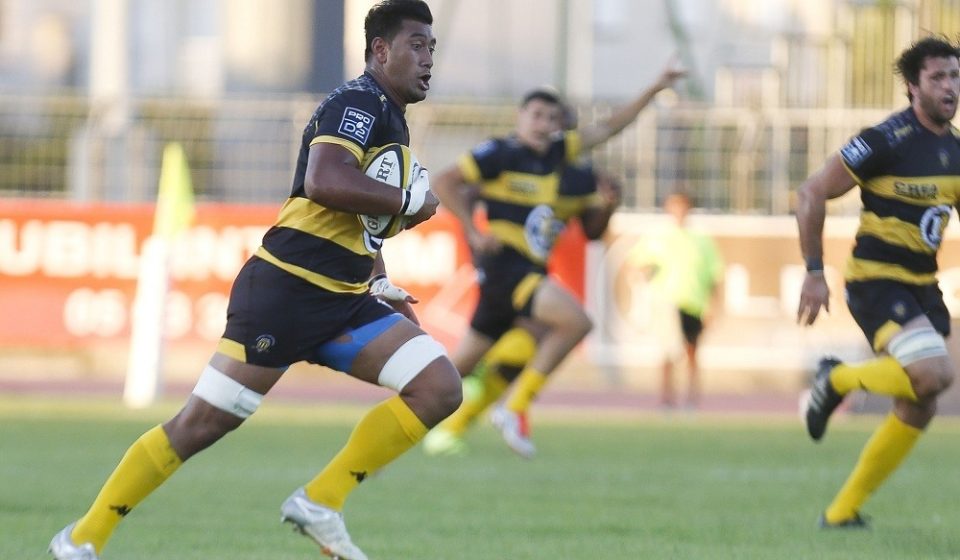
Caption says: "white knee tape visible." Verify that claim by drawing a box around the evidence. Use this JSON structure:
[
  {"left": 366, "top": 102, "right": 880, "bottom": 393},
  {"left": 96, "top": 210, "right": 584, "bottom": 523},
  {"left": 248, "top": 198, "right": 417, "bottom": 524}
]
[
  {"left": 888, "top": 327, "right": 948, "bottom": 367},
  {"left": 378, "top": 334, "right": 447, "bottom": 391},
  {"left": 192, "top": 365, "right": 263, "bottom": 418}
]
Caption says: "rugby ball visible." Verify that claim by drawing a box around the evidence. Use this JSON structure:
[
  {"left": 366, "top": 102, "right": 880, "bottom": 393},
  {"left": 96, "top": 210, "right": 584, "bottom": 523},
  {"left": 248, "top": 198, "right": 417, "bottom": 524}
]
[{"left": 359, "top": 143, "right": 420, "bottom": 238}]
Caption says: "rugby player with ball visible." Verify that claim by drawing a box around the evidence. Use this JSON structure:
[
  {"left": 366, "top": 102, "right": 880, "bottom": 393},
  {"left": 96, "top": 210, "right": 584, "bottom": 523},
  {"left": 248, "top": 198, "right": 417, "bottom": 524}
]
[{"left": 49, "top": 3, "right": 457, "bottom": 560}]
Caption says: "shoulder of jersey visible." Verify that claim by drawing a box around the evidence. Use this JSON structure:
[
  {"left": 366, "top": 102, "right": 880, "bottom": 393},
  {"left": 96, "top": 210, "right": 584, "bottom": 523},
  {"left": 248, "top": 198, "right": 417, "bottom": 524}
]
[
  {"left": 951, "top": 125, "right": 960, "bottom": 143},
  {"left": 346, "top": 74, "right": 383, "bottom": 96},
  {"left": 872, "top": 109, "right": 920, "bottom": 149},
  {"left": 502, "top": 137, "right": 522, "bottom": 149},
  {"left": 324, "top": 76, "right": 388, "bottom": 109},
  {"left": 473, "top": 138, "right": 503, "bottom": 156}
]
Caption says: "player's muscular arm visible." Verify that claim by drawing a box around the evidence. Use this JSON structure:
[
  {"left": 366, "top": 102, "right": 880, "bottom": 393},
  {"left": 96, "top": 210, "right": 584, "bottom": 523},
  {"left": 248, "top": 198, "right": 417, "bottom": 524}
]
[
  {"left": 578, "top": 58, "right": 686, "bottom": 151},
  {"left": 796, "top": 154, "right": 858, "bottom": 265},
  {"left": 795, "top": 153, "right": 857, "bottom": 325},
  {"left": 304, "top": 143, "right": 405, "bottom": 215},
  {"left": 431, "top": 165, "right": 473, "bottom": 228},
  {"left": 433, "top": 165, "right": 500, "bottom": 254}
]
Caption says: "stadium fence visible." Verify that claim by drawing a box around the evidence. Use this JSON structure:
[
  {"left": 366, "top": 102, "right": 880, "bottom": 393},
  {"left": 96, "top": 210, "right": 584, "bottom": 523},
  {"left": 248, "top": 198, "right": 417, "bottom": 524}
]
[{"left": 0, "top": 93, "right": 889, "bottom": 215}]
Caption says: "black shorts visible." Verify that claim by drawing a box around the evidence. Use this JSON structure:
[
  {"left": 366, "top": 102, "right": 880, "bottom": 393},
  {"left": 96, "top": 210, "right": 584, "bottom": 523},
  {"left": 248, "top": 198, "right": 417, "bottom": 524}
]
[
  {"left": 221, "top": 256, "right": 396, "bottom": 368},
  {"left": 845, "top": 279, "right": 950, "bottom": 351},
  {"left": 678, "top": 310, "right": 704, "bottom": 345},
  {"left": 469, "top": 247, "right": 546, "bottom": 340}
]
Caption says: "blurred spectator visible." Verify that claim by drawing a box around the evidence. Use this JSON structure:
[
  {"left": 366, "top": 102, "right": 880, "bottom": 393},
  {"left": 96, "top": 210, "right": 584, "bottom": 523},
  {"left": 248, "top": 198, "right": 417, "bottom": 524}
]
[{"left": 628, "top": 190, "right": 723, "bottom": 410}]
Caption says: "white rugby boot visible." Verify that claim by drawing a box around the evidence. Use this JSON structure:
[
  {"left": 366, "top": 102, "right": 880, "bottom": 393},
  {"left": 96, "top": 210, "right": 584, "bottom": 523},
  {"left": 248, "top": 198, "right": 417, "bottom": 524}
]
[
  {"left": 49, "top": 522, "right": 99, "bottom": 560},
  {"left": 280, "top": 487, "right": 369, "bottom": 560},
  {"left": 490, "top": 406, "right": 536, "bottom": 459}
]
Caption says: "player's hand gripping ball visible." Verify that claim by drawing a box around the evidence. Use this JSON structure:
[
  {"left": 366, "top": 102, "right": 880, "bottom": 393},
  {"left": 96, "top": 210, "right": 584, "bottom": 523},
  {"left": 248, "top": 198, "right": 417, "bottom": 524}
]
[{"left": 359, "top": 143, "right": 424, "bottom": 238}]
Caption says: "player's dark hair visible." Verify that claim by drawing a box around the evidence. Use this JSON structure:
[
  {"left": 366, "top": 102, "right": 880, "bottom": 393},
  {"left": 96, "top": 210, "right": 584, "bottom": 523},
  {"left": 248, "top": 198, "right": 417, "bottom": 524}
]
[
  {"left": 364, "top": 0, "right": 433, "bottom": 61},
  {"left": 895, "top": 36, "right": 960, "bottom": 101},
  {"left": 520, "top": 88, "right": 562, "bottom": 108}
]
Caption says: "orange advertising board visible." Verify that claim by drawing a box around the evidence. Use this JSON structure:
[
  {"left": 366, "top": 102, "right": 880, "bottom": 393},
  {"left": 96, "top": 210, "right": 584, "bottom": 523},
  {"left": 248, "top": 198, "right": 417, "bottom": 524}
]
[
  {"left": 0, "top": 201, "right": 586, "bottom": 351},
  {"left": 8, "top": 200, "right": 960, "bottom": 382}
]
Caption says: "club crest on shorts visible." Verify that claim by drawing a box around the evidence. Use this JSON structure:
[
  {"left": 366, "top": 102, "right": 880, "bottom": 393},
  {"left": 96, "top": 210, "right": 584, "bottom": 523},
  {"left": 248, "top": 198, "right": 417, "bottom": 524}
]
[
  {"left": 891, "top": 301, "right": 907, "bottom": 319},
  {"left": 254, "top": 334, "right": 276, "bottom": 353}
]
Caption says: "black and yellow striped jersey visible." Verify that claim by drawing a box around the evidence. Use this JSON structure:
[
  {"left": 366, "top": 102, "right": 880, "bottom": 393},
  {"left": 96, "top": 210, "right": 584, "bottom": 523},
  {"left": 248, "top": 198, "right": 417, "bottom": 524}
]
[
  {"left": 457, "top": 131, "right": 602, "bottom": 264},
  {"left": 840, "top": 107, "right": 960, "bottom": 285},
  {"left": 256, "top": 72, "right": 409, "bottom": 294}
]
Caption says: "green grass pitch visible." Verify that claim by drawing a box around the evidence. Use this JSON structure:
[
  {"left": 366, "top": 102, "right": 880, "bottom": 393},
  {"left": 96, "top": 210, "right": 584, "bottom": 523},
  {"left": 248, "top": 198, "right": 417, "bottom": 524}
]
[{"left": 3, "top": 397, "right": 960, "bottom": 559}]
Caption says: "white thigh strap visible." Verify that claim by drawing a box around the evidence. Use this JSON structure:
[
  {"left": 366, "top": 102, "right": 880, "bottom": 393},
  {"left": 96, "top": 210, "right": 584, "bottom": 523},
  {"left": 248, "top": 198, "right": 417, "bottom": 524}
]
[
  {"left": 192, "top": 365, "right": 263, "bottom": 418},
  {"left": 888, "top": 326, "right": 948, "bottom": 367},
  {"left": 378, "top": 334, "right": 447, "bottom": 391}
]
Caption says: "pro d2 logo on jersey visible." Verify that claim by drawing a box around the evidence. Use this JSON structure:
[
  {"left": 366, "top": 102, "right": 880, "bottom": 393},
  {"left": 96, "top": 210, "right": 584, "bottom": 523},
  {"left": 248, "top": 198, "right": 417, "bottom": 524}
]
[{"left": 339, "top": 107, "right": 375, "bottom": 144}]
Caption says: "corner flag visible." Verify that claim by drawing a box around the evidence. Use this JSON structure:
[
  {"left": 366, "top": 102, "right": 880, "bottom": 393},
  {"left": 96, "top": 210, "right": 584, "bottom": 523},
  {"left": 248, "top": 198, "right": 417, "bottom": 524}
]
[
  {"left": 154, "top": 143, "right": 195, "bottom": 239},
  {"left": 124, "top": 142, "right": 195, "bottom": 408}
]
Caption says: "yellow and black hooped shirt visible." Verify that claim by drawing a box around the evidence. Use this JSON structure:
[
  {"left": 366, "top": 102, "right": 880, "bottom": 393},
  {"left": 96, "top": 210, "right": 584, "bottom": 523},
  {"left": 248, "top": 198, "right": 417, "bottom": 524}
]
[
  {"left": 840, "top": 107, "right": 960, "bottom": 285},
  {"left": 457, "top": 132, "right": 601, "bottom": 265},
  {"left": 256, "top": 72, "right": 409, "bottom": 294}
]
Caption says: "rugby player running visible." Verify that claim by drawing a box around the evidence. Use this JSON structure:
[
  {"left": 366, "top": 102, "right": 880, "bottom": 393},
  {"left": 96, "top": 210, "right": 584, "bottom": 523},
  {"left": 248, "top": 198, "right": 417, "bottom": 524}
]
[
  {"left": 431, "top": 59, "right": 685, "bottom": 457},
  {"left": 797, "top": 36, "right": 960, "bottom": 528},
  {"left": 50, "top": 2, "right": 456, "bottom": 559}
]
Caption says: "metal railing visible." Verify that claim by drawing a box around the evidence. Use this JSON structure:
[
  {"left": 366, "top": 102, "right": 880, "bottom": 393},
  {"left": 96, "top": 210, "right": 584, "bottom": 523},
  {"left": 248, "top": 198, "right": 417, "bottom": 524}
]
[{"left": 0, "top": 93, "right": 891, "bottom": 215}]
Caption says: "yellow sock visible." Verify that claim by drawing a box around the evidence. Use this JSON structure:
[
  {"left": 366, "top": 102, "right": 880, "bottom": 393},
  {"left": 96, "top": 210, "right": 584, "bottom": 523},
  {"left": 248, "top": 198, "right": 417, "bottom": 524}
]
[
  {"left": 443, "top": 328, "right": 536, "bottom": 435},
  {"left": 505, "top": 367, "right": 547, "bottom": 414},
  {"left": 72, "top": 425, "right": 182, "bottom": 553},
  {"left": 824, "top": 413, "right": 922, "bottom": 523},
  {"left": 305, "top": 396, "right": 427, "bottom": 511},
  {"left": 830, "top": 356, "right": 917, "bottom": 400},
  {"left": 444, "top": 370, "right": 508, "bottom": 435},
  {"left": 485, "top": 328, "right": 537, "bottom": 382}
]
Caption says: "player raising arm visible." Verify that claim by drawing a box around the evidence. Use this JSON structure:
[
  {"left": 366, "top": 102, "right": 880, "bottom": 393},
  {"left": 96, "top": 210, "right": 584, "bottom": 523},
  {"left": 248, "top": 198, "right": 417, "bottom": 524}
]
[{"left": 430, "top": 58, "right": 684, "bottom": 457}]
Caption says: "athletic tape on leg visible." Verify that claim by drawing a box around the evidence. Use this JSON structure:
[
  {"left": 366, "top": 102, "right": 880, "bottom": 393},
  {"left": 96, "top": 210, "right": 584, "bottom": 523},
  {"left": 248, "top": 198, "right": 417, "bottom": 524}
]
[
  {"left": 888, "top": 327, "right": 948, "bottom": 367},
  {"left": 192, "top": 365, "right": 263, "bottom": 418},
  {"left": 378, "top": 334, "right": 447, "bottom": 391}
]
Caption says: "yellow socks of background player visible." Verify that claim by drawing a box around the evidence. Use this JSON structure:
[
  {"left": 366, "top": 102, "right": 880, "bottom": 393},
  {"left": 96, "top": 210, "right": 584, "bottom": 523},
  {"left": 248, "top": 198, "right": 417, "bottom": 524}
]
[
  {"left": 505, "top": 367, "right": 547, "bottom": 414},
  {"left": 443, "top": 328, "right": 537, "bottom": 434},
  {"left": 444, "top": 368, "right": 508, "bottom": 435},
  {"left": 305, "top": 396, "right": 427, "bottom": 511},
  {"left": 824, "top": 413, "right": 922, "bottom": 523},
  {"left": 71, "top": 425, "right": 183, "bottom": 553},
  {"left": 829, "top": 356, "right": 918, "bottom": 400}
]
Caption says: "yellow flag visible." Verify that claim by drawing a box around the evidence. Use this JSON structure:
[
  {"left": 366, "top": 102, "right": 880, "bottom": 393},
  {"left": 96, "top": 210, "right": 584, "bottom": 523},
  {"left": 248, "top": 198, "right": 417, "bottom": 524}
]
[{"left": 154, "top": 142, "right": 195, "bottom": 239}]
